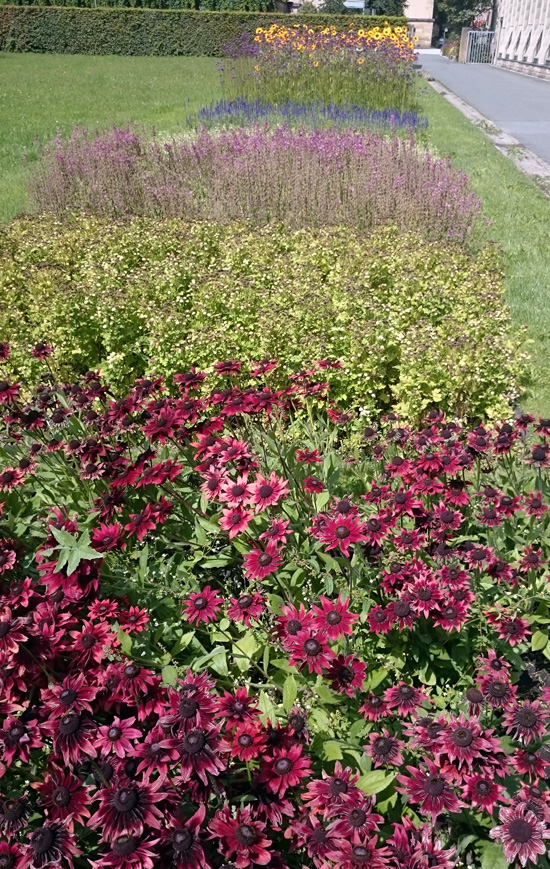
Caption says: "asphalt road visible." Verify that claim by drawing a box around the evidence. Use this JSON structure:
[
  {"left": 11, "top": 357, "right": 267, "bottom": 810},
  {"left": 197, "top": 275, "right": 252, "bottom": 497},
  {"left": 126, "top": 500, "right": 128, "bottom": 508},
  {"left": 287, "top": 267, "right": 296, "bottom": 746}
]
[{"left": 418, "top": 52, "right": 550, "bottom": 165}]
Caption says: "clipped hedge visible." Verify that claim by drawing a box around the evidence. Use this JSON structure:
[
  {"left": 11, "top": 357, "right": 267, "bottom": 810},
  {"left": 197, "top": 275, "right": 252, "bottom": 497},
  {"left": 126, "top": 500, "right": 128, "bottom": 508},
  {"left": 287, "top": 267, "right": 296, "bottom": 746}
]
[
  {"left": 0, "top": 6, "right": 407, "bottom": 55},
  {"left": 0, "top": 215, "right": 527, "bottom": 420}
]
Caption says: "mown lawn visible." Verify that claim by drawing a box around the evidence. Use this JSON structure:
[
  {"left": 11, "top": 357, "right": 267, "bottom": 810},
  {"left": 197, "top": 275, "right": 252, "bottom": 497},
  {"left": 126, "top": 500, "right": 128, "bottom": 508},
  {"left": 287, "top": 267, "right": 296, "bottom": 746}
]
[
  {"left": 1, "top": 52, "right": 549, "bottom": 414},
  {"left": 0, "top": 53, "right": 221, "bottom": 223}
]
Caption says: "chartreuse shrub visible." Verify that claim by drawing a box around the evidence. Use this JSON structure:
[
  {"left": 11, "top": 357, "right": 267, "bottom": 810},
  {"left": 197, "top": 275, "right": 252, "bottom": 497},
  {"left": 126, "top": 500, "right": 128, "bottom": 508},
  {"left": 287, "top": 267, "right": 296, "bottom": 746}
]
[
  {"left": 1, "top": 362, "right": 550, "bottom": 867},
  {"left": 0, "top": 216, "right": 526, "bottom": 421},
  {"left": 0, "top": 7, "right": 406, "bottom": 56}
]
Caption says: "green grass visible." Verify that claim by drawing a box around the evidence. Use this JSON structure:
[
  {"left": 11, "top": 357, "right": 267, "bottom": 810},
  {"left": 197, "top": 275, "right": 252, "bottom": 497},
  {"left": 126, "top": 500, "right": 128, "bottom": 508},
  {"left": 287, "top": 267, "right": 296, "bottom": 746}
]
[
  {"left": 0, "top": 53, "right": 221, "bottom": 223},
  {"left": 419, "top": 86, "right": 550, "bottom": 417},
  {"left": 1, "top": 53, "right": 549, "bottom": 414}
]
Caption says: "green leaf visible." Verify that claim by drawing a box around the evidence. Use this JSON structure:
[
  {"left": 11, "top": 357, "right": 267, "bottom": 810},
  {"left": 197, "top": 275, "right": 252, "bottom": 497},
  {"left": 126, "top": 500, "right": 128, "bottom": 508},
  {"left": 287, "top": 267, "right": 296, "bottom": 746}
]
[
  {"left": 322, "top": 740, "right": 343, "bottom": 760},
  {"left": 315, "top": 491, "right": 331, "bottom": 510},
  {"left": 365, "top": 668, "right": 387, "bottom": 691},
  {"left": 117, "top": 629, "right": 132, "bottom": 656},
  {"left": 532, "top": 630, "right": 548, "bottom": 652},
  {"left": 282, "top": 676, "right": 297, "bottom": 713},
  {"left": 161, "top": 665, "right": 178, "bottom": 687},
  {"left": 479, "top": 841, "right": 508, "bottom": 869},
  {"left": 357, "top": 770, "right": 395, "bottom": 795},
  {"left": 233, "top": 632, "right": 259, "bottom": 673},
  {"left": 50, "top": 526, "right": 78, "bottom": 547},
  {"left": 257, "top": 690, "right": 278, "bottom": 726},
  {"left": 209, "top": 647, "right": 229, "bottom": 678}
]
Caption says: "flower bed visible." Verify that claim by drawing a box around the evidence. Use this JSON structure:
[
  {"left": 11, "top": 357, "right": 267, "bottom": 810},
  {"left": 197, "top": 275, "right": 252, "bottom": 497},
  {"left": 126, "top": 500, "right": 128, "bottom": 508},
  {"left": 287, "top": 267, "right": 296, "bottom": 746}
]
[
  {"left": 222, "top": 23, "right": 417, "bottom": 112},
  {"left": 0, "top": 218, "right": 525, "bottom": 420},
  {"left": 0, "top": 360, "right": 550, "bottom": 867}
]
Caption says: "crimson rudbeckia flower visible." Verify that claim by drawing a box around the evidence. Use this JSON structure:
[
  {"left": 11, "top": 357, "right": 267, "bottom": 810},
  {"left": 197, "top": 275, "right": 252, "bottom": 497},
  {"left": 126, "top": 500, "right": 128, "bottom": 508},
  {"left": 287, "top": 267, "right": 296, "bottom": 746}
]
[
  {"left": 91, "top": 523, "right": 126, "bottom": 552},
  {"left": 160, "top": 806, "right": 209, "bottom": 869},
  {"left": 161, "top": 676, "right": 218, "bottom": 735},
  {"left": 97, "top": 716, "right": 142, "bottom": 759},
  {"left": 227, "top": 591, "right": 266, "bottom": 626},
  {"left": 311, "top": 594, "right": 358, "bottom": 641},
  {"left": 20, "top": 822, "right": 80, "bottom": 869},
  {"left": 302, "top": 762, "right": 361, "bottom": 817},
  {"left": 41, "top": 713, "right": 97, "bottom": 766},
  {"left": 504, "top": 701, "right": 549, "bottom": 745},
  {"left": 243, "top": 541, "right": 282, "bottom": 581},
  {"left": 259, "top": 744, "right": 312, "bottom": 798},
  {"left": 0, "top": 841, "right": 23, "bottom": 869},
  {"left": 461, "top": 773, "right": 504, "bottom": 814},
  {"left": 324, "top": 655, "right": 366, "bottom": 697},
  {"left": 90, "top": 835, "right": 160, "bottom": 869},
  {"left": 437, "top": 714, "right": 491, "bottom": 769},
  {"left": 327, "top": 797, "right": 383, "bottom": 843},
  {"left": 228, "top": 723, "right": 267, "bottom": 762},
  {"left": 367, "top": 606, "right": 393, "bottom": 635},
  {"left": 397, "top": 760, "right": 461, "bottom": 822},
  {"left": 490, "top": 804, "right": 549, "bottom": 867},
  {"left": 134, "top": 726, "right": 179, "bottom": 780},
  {"left": 89, "top": 780, "right": 166, "bottom": 839},
  {"left": 177, "top": 726, "right": 226, "bottom": 785},
  {"left": 317, "top": 514, "right": 367, "bottom": 558},
  {"left": 1, "top": 716, "right": 42, "bottom": 766},
  {"left": 216, "top": 687, "right": 260, "bottom": 724},
  {"left": 359, "top": 694, "right": 389, "bottom": 722},
  {"left": 289, "top": 629, "right": 334, "bottom": 675},
  {"left": 384, "top": 682, "right": 427, "bottom": 717},
  {"left": 259, "top": 518, "right": 291, "bottom": 545},
  {"left": 250, "top": 472, "right": 288, "bottom": 513},
  {"left": 365, "top": 729, "right": 405, "bottom": 768},
  {"left": 208, "top": 805, "right": 271, "bottom": 869},
  {"left": 220, "top": 507, "right": 254, "bottom": 540},
  {"left": 182, "top": 586, "right": 223, "bottom": 626},
  {"left": 33, "top": 770, "right": 91, "bottom": 829},
  {"left": 326, "top": 836, "right": 392, "bottom": 869},
  {"left": 303, "top": 476, "right": 324, "bottom": 494},
  {"left": 479, "top": 675, "right": 517, "bottom": 709}
]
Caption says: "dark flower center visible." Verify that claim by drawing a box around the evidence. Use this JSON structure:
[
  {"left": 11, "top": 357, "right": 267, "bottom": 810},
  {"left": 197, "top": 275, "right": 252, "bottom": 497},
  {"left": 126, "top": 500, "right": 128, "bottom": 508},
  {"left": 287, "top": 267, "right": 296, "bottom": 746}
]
[
  {"left": 0, "top": 621, "right": 11, "bottom": 638},
  {"left": 113, "top": 788, "right": 138, "bottom": 813},
  {"left": 453, "top": 727, "right": 474, "bottom": 747},
  {"left": 337, "top": 500, "right": 352, "bottom": 514},
  {"left": 508, "top": 819, "right": 535, "bottom": 844},
  {"left": 352, "top": 846, "right": 371, "bottom": 861},
  {"left": 207, "top": 479, "right": 218, "bottom": 491},
  {"left": 258, "top": 485, "right": 273, "bottom": 499},
  {"left": 9, "top": 724, "right": 25, "bottom": 741},
  {"left": 466, "top": 687, "right": 483, "bottom": 704},
  {"left": 374, "top": 737, "right": 393, "bottom": 756},
  {"left": 393, "top": 601, "right": 411, "bottom": 618},
  {"left": 338, "top": 666, "right": 354, "bottom": 683},
  {"left": 286, "top": 619, "right": 302, "bottom": 636},
  {"left": 273, "top": 757, "right": 293, "bottom": 776},
  {"left": 304, "top": 638, "right": 322, "bottom": 656},
  {"left": 335, "top": 525, "right": 350, "bottom": 540},
  {"left": 367, "top": 519, "right": 381, "bottom": 532},
  {"left": 531, "top": 498, "right": 542, "bottom": 509},
  {"left": 532, "top": 447, "right": 548, "bottom": 462},
  {"left": 1, "top": 472, "right": 14, "bottom": 484},
  {"left": 235, "top": 824, "right": 258, "bottom": 847},
  {"left": 108, "top": 726, "right": 122, "bottom": 741},
  {"left": 179, "top": 698, "right": 199, "bottom": 719},
  {"left": 440, "top": 510, "right": 456, "bottom": 524},
  {"left": 0, "top": 853, "right": 15, "bottom": 868},
  {"left": 172, "top": 828, "right": 193, "bottom": 852},
  {"left": 81, "top": 633, "right": 96, "bottom": 649},
  {"left": 258, "top": 553, "right": 272, "bottom": 568},
  {"left": 312, "top": 828, "right": 327, "bottom": 843},
  {"left": 124, "top": 664, "right": 140, "bottom": 678},
  {"left": 417, "top": 587, "right": 432, "bottom": 601},
  {"left": 443, "top": 606, "right": 457, "bottom": 620},
  {"left": 231, "top": 485, "right": 245, "bottom": 497},
  {"left": 112, "top": 835, "right": 138, "bottom": 857},
  {"left": 2, "top": 800, "right": 24, "bottom": 821},
  {"left": 238, "top": 595, "right": 253, "bottom": 609},
  {"left": 233, "top": 701, "right": 246, "bottom": 715},
  {"left": 289, "top": 714, "right": 306, "bottom": 732},
  {"left": 348, "top": 808, "right": 367, "bottom": 827},
  {"left": 238, "top": 734, "right": 253, "bottom": 747},
  {"left": 326, "top": 610, "right": 341, "bottom": 626},
  {"left": 330, "top": 778, "right": 348, "bottom": 795},
  {"left": 487, "top": 680, "right": 508, "bottom": 699},
  {"left": 368, "top": 696, "right": 382, "bottom": 708},
  {"left": 394, "top": 493, "right": 407, "bottom": 505},
  {"left": 59, "top": 714, "right": 81, "bottom": 735},
  {"left": 516, "top": 708, "right": 538, "bottom": 728},
  {"left": 424, "top": 776, "right": 445, "bottom": 796},
  {"left": 30, "top": 827, "right": 55, "bottom": 855},
  {"left": 193, "top": 597, "right": 207, "bottom": 610},
  {"left": 52, "top": 786, "right": 71, "bottom": 807},
  {"left": 181, "top": 731, "right": 205, "bottom": 755},
  {"left": 475, "top": 781, "right": 491, "bottom": 796}
]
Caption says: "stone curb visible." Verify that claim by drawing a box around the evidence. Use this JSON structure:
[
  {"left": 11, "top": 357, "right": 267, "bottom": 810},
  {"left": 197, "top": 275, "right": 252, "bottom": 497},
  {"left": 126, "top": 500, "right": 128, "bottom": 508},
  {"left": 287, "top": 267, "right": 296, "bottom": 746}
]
[{"left": 424, "top": 75, "right": 550, "bottom": 191}]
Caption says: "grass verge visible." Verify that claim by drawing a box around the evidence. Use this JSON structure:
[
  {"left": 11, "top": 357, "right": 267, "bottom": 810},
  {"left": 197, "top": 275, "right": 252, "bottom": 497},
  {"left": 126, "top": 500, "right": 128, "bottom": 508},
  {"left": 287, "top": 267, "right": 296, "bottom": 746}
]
[{"left": 419, "top": 85, "right": 550, "bottom": 417}]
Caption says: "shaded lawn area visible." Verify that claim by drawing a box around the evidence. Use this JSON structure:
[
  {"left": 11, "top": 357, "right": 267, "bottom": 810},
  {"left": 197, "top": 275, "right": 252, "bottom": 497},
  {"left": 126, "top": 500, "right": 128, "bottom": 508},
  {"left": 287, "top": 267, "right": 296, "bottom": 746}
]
[
  {"left": 419, "top": 85, "right": 550, "bottom": 417},
  {"left": 0, "top": 53, "right": 221, "bottom": 223},
  {"left": 1, "top": 52, "right": 549, "bottom": 414}
]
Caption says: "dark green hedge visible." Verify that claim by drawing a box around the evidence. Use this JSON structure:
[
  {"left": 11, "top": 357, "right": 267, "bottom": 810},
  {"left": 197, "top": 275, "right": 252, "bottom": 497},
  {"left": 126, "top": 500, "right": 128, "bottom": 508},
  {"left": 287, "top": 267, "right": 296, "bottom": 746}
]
[{"left": 0, "top": 7, "right": 407, "bottom": 54}]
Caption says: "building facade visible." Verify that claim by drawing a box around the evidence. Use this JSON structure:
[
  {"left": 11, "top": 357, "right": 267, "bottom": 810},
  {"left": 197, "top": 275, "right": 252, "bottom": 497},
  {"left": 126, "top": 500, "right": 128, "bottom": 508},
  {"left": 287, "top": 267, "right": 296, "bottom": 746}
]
[
  {"left": 493, "top": 0, "right": 550, "bottom": 80},
  {"left": 404, "top": 0, "right": 435, "bottom": 48}
]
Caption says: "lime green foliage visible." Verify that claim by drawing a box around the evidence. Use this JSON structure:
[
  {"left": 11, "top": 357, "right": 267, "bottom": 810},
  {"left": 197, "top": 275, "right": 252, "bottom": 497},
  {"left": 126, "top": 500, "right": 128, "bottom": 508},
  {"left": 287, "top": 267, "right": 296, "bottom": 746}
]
[
  {"left": 0, "top": 7, "right": 406, "bottom": 56},
  {"left": 0, "top": 216, "right": 526, "bottom": 420},
  {"left": 0, "top": 53, "right": 222, "bottom": 225},
  {"left": 420, "top": 86, "right": 550, "bottom": 417}
]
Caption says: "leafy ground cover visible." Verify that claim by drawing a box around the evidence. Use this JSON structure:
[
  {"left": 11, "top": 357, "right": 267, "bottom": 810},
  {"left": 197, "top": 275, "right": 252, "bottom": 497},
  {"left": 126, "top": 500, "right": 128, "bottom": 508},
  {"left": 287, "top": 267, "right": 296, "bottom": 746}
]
[
  {"left": 1, "top": 360, "right": 550, "bottom": 867},
  {"left": 0, "top": 217, "right": 526, "bottom": 421},
  {"left": 419, "top": 85, "right": 550, "bottom": 419}
]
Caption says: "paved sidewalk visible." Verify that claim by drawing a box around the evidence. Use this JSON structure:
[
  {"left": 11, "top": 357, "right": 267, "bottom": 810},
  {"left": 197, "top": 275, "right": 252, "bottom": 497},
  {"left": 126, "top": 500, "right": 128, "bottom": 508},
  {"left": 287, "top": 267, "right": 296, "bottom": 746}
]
[{"left": 417, "top": 52, "right": 550, "bottom": 165}]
